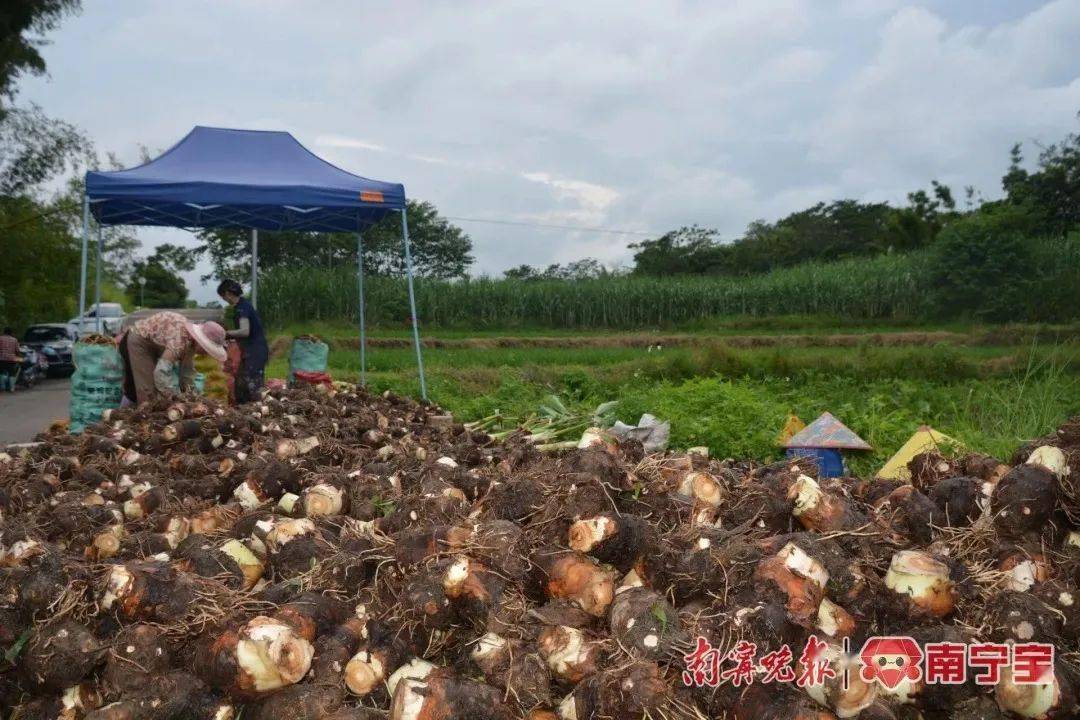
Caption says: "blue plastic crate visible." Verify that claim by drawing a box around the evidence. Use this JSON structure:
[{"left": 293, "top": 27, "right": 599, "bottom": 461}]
[{"left": 786, "top": 447, "right": 845, "bottom": 478}]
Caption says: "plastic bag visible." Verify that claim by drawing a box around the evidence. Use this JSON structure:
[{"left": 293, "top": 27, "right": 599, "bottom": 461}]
[
  {"left": 69, "top": 342, "right": 124, "bottom": 434},
  {"left": 293, "top": 370, "right": 333, "bottom": 389},
  {"left": 610, "top": 413, "right": 671, "bottom": 453},
  {"left": 288, "top": 337, "right": 329, "bottom": 383}
]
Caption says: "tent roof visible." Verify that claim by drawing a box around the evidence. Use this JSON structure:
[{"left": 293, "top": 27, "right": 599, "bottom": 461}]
[
  {"left": 784, "top": 411, "right": 872, "bottom": 451},
  {"left": 876, "top": 425, "right": 962, "bottom": 480},
  {"left": 85, "top": 126, "right": 405, "bottom": 232}
]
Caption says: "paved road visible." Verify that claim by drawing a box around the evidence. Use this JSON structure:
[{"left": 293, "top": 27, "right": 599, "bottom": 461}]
[{"left": 0, "top": 377, "right": 71, "bottom": 446}]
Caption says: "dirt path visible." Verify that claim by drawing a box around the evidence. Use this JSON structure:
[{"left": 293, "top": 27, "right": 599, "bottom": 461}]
[{"left": 0, "top": 378, "right": 70, "bottom": 446}]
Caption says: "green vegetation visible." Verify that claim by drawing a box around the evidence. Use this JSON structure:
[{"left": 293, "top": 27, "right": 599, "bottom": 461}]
[
  {"left": 261, "top": 233, "right": 1079, "bottom": 328},
  {"left": 267, "top": 331, "right": 1079, "bottom": 474}
]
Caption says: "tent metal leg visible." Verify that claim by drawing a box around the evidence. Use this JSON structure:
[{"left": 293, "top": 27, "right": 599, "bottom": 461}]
[
  {"left": 357, "top": 233, "right": 366, "bottom": 387},
  {"left": 400, "top": 208, "right": 427, "bottom": 401},
  {"left": 79, "top": 194, "right": 89, "bottom": 325},
  {"left": 251, "top": 228, "right": 259, "bottom": 308},
  {"left": 94, "top": 225, "right": 103, "bottom": 334}
]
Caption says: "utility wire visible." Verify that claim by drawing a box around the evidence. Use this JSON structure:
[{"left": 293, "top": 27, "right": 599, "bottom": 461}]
[{"left": 443, "top": 215, "right": 656, "bottom": 236}]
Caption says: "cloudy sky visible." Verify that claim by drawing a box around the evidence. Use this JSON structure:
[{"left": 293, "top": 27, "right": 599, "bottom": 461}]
[{"left": 20, "top": 0, "right": 1080, "bottom": 302}]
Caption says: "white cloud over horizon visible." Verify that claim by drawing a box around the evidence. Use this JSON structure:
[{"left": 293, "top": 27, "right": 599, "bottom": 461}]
[{"left": 17, "top": 0, "right": 1080, "bottom": 301}]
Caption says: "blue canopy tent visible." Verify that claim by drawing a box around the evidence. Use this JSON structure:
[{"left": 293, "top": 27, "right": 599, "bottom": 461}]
[{"left": 81, "top": 126, "right": 427, "bottom": 398}]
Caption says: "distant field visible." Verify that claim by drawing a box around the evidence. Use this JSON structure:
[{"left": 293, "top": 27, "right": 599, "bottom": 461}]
[{"left": 265, "top": 322, "right": 1080, "bottom": 473}]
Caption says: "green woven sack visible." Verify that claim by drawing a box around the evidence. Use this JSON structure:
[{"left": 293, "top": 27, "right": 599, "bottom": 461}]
[
  {"left": 288, "top": 337, "right": 329, "bottom": 383},
  {"left": 69, "top": 343, "right": 124, "bottom": 434}
]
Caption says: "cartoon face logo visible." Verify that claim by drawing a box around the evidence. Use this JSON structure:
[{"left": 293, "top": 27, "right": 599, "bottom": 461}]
[{"left": 858, "top": 637, "right": 923, "bottom": 689}]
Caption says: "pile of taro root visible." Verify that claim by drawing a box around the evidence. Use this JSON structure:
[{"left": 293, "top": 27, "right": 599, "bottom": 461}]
[{"left": 1, "top": 386, "right": 1078, "bottom": 720}]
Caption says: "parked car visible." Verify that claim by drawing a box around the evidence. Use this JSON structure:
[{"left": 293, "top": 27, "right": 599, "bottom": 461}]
[
  {"left": 69, "top": 302, "right": 126, "bottom": 337},
  {"left": 22, "top": 324, "right": 77, "bottom": 376}
]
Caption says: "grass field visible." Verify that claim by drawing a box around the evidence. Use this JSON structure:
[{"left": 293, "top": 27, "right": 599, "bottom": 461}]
[{"left": 264, "top": 321, "right": 1080, "bottom": 474}]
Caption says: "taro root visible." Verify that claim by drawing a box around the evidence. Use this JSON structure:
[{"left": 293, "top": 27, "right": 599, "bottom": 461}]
[
  {"left": 928, "top": 476, "right": 984, "bottom": 527},
  {"left": 388, "top": 665, "right": 512, "bottom": 720},
  {"left": 608, "top": 586, "right": 680, "bottom": 659},
  {"left": 884, "top": 550, "right": 957, "bottom": 618},
  {"left": 245, "top": 684, "right": 343, "bottom": 720},
  {"left": 874, "top": 485, "right": 938, "bottom": 545},
  {"left": 85, "top": 671, "right": 233, "bottom": 720},
  {"left": 175, "top": 534, "right": 264, "bottom": 590},
  {"left": 801, "top": 641, "right": 877, "bottom": 718},
  {"left": 537, "top": 626, "right": 603, "bottom": 683},
  {"left": 534, "top": 550, "right": 617, "bottom": 617},
  {"left": 100, "top": 560, "right": 194, "bottom": 622},
  {"left": 16, "top": 684, "right": 102, "bottom": 720},
  {"left": 199, "top": 615, "right": 315, "bottom": 699},
  {"left": 469, "top": 633, "right": 552, "bottom": 710},
  {"left": 753, "top": 541, "right": 828, "bottom": 627},
  {"left": 992, "top": 446, "right": 1066, "bottom": 539},
  {"left": 302, "top": 482, "right": 347, "bottom": 517},
  {"left": 557, "top": 662, "right": 671, "bottom": 720},
  {"left": 21, "top": 621, "right": 106, "bottom": 691},
  {"left": 995, "top": 660, "right": 1076, "bottom": 719},
  {"left": 789, "top": 475, "right": 866, "bottom": 532},
  {"left": 103, "top": 624, "right": 174, "bottom": 695},
  {"left": 567, "top": 512, "right": 646, "bottom": 573}
]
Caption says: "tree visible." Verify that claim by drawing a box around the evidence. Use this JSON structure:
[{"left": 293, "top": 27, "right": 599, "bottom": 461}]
[
  {"left": 126, "top": 244, "right": 191, "bottom": 308},
  {"left": 0, "top": 0, "right": 81, "bottom": 115},
  {"left": 0, "top": 104, "right": 89, "bottom": 194},
  {"left": 629, "top": 225, "right": 723, "bottom": 275},
  {"left": 193, "top": 200, "right": 473, "bottom": 281},
  {"left": 1002, "top": 116, "right": 1080, "bottom": 236}
]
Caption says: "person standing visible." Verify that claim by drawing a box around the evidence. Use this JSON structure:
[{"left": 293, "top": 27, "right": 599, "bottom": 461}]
[
  {"left": 216, "top": 279, "right": 268, "bottom": 404},
  {"left": 0, "top": 327, "right": 20, "bottom": 392},
  {"left": 118, "top": 311, "right": 227, "bottom": 404}
]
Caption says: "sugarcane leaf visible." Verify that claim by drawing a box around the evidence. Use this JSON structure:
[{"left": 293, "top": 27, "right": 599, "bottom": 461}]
[
  {"left": 650, "top": 602, "right": 669, "bottom": 635},
  {"left": 4, "top": 629, "right": 32, "bottom": 664}
]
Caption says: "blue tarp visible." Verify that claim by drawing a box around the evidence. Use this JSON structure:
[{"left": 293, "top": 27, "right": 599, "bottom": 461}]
[{"left": 85, "top": 126, "right": 405, "bottom": 232}]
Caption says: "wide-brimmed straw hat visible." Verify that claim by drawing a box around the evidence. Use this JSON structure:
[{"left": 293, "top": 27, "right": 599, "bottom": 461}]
[{"left": 185, "top": 321, "right": 228, "bottom": 362}]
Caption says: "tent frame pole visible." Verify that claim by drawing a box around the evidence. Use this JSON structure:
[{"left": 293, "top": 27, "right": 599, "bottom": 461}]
[
  {"left": 251, "top": 228, "right": 259, "bottom": 308},
  {"left": 79, "top": 194, "right": 89, "bottom": 326},
  {"left": 400, "top": 208, "right": 427, "bottom": 401},
  {"left": 357, "top": 233, "right": 366, "bottom": 387},
  {"left": 94, "top": 224, "right": 103, "bottom": 334}
]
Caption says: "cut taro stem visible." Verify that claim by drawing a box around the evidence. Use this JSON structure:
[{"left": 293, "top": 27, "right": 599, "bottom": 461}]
[
  {"left": 276, "top": 436, "right": 320, "bottom": 459},
  {"left": 234, "top": 616, "right": 314, "bottom": 693},
  {"left": 538, "top": 626, "right": 597, "bottom": 683},
  {"left": 777, "top": 542, "right": 830, "bottom": 590},
  {"left": 788, "top": 475, "right": 850, "bottom": 532},
  {"left": 386, "top": 658, "right": 436, "bottom": 698},
  {"left": 219, "top": 539, "right": 264, "bottom": 590},
  {"left": 816, "top": 598, "right": 855, "bottom": 638},
  {"left": 676, "top": 471, "right": 723, "bottom": 507},
  {"left": 885, "top": 550, "right": 957, "bottom": 617},
  {"left": 87, "top": 526, "right": 125, "bottom": 561},
  {"left": 995, "top": 663, "right": 1061, "bottom": 718},
  {"left": 568, "top": 516, "right": 617, "bottom": 553},
  {"left": 344, "top": 649, "right": 386, "bottom": 696},
  {"left": 1001, "top": 554, "right": 1050, "bottom": 593},
  {"left": 1026, "top": 446, "right": 1069, "bottom": 480},
  {"left": 302, "top": 484, "right": 344, "bottom": 517}
]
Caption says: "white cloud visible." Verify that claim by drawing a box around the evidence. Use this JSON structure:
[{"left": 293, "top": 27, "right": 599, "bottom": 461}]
[
  {"left": 16, "top": 0, "right": 1080, "bottom": 296},
  {"left": 315, "top": 135, "right": 387, "bottom": 153}
]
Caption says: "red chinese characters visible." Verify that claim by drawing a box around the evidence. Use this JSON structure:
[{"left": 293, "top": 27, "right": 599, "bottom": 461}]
[
  {"left": 968, "top": 643, "right": 1010, "bottom": 685},
  {"left": 760, "top": 644, "right": 796, "bottom": 684},
  {"left": 1012, "top": 644, "right": 1054, "bottom": 685},
  {"left": 797, "top": 635, "right": 836, "bottom": 688},
  {"left": 721, "top": 640, "right": 758, "bottom": 687},
  {"left": 924, "top": 642, "right": 966, "bottom": 685},
  {"left": 682, "top": 636, "right": 722, "bottom": 688}
]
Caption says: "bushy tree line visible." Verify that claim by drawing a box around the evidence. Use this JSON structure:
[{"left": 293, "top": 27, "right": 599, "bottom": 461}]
[{"left": 626, "top": 117, "right": 1080, "bottom": 320}]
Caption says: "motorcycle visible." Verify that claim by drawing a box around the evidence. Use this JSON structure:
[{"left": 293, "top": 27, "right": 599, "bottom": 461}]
[{"left": 15, "top": 345, "right": 48, "bottom": 388}]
